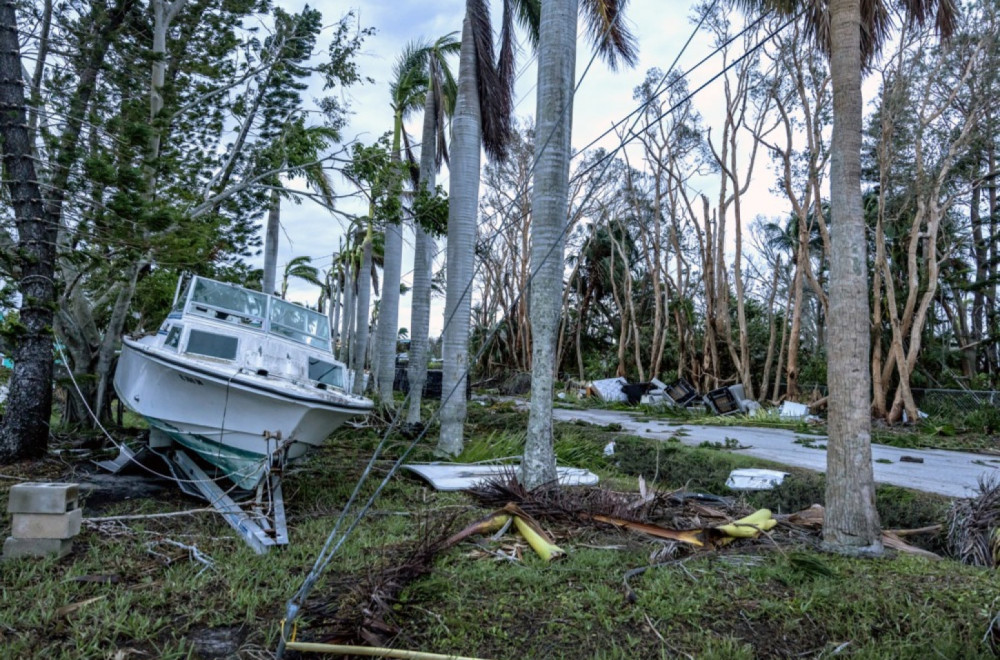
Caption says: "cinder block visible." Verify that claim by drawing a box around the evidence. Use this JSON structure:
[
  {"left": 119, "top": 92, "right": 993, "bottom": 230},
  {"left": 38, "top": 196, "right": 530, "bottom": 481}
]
[
  {"left": 11, "top": 509, "right": 82, "bottom": 539},
  {"left": 2, "top": 536, "right": 73, "bottom": 560},
  {"left": 7, "top": 483, "right": 79, "bottom": 514}
]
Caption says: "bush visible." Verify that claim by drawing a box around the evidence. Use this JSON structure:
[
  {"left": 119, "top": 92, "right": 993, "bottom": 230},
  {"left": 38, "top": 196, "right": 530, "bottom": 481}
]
[{"left": 962, "top": 406, "right": 1000, "bottom": 435}]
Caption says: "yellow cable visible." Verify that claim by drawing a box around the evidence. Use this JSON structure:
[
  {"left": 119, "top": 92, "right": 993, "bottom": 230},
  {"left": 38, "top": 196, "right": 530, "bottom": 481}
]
[{"left": 284, "top": 641, "right": 489, "bottom": 659}]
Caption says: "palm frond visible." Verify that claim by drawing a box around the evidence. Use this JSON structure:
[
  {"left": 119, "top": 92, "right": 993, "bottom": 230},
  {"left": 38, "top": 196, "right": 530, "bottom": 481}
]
[
  {"left": 513, "top": 0, "right": 542, "bottom": 48},
  {"left": 391, "top": 40, "right": 432, "bottom": 117},
  {"left": 469, "top": 0, "right": 511, "bottom": 161},
  {"left": 729, "top": 0, "right": 956, "bottom": 65},
  {"left": 401, "top": 128, "right": 421, "bottom": 187},
  {"left": 580, "top": 0, "right": 639, "bottom": 71}
]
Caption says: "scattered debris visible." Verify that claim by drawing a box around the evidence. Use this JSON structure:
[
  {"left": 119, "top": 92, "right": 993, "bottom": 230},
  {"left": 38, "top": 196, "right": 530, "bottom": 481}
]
[
  {"left": 778, "top": 401, "right": 809, "bottom": 418},
  {"left": 899, "top": 455, "right": 925, "bottom": 464},
  {"left": 640, "top": 380, "right": 673, "bottom": 407},
  {"left": 901, "top": 408, "right": 930, "bottom": 423},
  {"left": 705, "top": 384, "right": 758, "bottom": 416},
  {"left": 725, "top": 469, "right": 788, "bottom": 490},
  {"left": 664, "top": 378, "right": 700, "bottom": 406},
  {"left": 585, "top": 514, "right": 705, "bottom": 547},
  {"left": 587, "top": 377, "right": 629, "bottom": 403}
]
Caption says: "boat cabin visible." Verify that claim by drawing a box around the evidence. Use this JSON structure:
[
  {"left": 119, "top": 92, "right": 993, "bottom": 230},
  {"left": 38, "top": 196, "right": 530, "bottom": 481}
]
[{"left": 155, "top": 276, "right": 345, "bottom": 389}]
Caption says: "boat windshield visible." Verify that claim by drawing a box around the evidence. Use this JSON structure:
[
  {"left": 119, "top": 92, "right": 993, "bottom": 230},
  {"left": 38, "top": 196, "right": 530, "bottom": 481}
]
[
  {"left": 188, "top": 278, "right": 267, "bottom": 329},
  {"left": 268, "top": 298, "right": 330, "bottom": 348}
]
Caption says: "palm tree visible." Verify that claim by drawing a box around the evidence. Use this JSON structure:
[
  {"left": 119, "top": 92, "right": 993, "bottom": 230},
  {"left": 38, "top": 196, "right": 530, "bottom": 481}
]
[
  {"left": 280, "top": 255, "right": 323, "bottom": 300},
  {"left": 409, "top": 34, "right": 459, "bottom": 425},
  {"left": 374, "top": 38, "right": 459, "bottom": 406},
  {"left": 522, "top": 0, "right": 637, "bottom": 489},
  {"left": 372, "top": 46, "right": 423, "bottom": 405},
  {"left": 438, "top": 0, "right": 541, "bottom": 456},
  {"left": 734, "top": 0, "right": 956, "bottom": 554},
  {"left": 261, "top": 119, "right": 338, "bottom": 296}
]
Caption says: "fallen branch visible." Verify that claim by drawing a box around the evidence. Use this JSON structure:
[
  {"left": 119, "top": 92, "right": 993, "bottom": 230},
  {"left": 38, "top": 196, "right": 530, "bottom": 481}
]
[{"left": 145, "top": 539, "right": 215, "bottom": 575}]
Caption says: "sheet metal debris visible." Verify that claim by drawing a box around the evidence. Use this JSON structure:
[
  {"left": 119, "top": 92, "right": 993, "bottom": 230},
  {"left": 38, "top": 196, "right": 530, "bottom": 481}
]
[
  {"left": 403, "top": 463, "right": 600, "bottom": 491},
  {"left": 778, "top": 401, "right": 810, "bottom": 418},
  {"left": 725, "top": 468, "right": 789, "bottom": 490}
]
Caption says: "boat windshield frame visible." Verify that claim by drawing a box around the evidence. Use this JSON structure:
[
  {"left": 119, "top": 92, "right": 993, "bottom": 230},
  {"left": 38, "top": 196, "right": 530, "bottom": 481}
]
[{"left": 182, "top": 276, "right": 331, "bottom": 350}]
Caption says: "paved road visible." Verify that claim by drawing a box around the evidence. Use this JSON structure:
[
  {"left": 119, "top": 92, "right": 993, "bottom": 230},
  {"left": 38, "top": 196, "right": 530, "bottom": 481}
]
[{"left": 551, "top": 407, "right": 999, "bottom": 498}]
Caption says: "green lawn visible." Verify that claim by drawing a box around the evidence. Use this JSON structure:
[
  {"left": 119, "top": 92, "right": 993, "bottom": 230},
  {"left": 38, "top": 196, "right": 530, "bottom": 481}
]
[{"left": 0, "top": 402, "right": 997, "bottom": 658}]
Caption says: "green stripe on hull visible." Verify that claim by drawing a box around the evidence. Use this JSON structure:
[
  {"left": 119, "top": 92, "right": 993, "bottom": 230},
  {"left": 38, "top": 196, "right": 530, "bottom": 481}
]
[{"left": 146, "top": 417, "right": 267, "bottom": 490}]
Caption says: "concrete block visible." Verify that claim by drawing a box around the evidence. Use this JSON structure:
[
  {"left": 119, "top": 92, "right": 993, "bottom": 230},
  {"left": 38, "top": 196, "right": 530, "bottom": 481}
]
[
  {"left": 7, "top": 482, "right": 79, "bottom": 514},
  {"left": 11, "top": 509, "right": 82, "bottom": 539},
  {"left": 2, "top": 536, "right": 73, "bottom": 560}
]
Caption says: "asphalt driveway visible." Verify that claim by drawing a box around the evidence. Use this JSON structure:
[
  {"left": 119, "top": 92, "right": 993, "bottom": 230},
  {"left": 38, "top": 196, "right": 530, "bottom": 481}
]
[{"left": 551, "top": 407, "right": 999, "bottom": 498}]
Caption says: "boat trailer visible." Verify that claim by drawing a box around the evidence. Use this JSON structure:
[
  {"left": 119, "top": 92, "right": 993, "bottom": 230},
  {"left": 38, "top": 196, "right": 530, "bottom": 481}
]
[
  {"left": 169, "top": 450, "right": 288, "bottom": 554},
  {"left": 98, "top": 437, "right": 290, "bottom": 555}
]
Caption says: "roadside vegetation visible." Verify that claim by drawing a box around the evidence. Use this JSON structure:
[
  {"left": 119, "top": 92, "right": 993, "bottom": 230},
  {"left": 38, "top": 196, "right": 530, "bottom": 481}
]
[{"left": 1, "top": 401, "right": 997, "bottom": 659}]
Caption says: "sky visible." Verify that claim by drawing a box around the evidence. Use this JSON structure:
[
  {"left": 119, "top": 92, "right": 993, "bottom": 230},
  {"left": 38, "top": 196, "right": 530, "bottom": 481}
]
[{"left": 265, "top": 1, "right": 805, "bottom": 337}]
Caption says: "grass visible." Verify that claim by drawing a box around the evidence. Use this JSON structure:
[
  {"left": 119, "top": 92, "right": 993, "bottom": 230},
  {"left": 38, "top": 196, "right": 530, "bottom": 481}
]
[{"left": 0, "top": 403, "right": 997, "bottom": 658}]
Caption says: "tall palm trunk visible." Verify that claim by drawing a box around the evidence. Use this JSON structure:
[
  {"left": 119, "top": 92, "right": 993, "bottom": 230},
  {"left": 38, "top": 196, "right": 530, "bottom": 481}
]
[
  {"left": 339, "top": 258, "right": 355, "bottom": 364},
  {"left": 262, "top": 189, "right": 281, "bottom": 295},
  {"left": 523, "top": 0, "right": 576, "bottom": 489},
  {"left": 374, "top": 117, "right": 405, "bottom": 403},
  {"left": 438, "top": 15, "right": 481, "bottom": 455},
  {"left": 823, "top": 0, "right": 882, "bottom": 555},
  {"left": 408, "top": 82, "right": 439, "bottom": 424},
  {"left": 352, "top": 228, "right": 374, "bottom": 395},
  {"left": 329, "top": 268, "right": 341, "bottom": 347}
]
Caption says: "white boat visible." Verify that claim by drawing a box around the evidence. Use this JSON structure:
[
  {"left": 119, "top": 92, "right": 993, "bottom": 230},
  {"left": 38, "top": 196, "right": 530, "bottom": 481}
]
[{"left": 114, "top": 275, "right": 373, "bottom": 490}]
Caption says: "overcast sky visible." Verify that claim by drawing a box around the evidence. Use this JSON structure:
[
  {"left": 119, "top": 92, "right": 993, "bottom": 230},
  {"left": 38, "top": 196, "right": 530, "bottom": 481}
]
[{"left": 266, "top": 1, "right": 800, "bottom": 336}]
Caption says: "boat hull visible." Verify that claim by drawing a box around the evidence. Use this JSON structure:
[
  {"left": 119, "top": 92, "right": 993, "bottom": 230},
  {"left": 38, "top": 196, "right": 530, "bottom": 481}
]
[{"left": 114, "top": 337, "right": 370, "bottom": 489}]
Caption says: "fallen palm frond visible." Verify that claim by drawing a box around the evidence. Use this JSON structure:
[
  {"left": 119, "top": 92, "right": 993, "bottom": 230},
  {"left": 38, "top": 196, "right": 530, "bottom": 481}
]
[
  {"left": 444, "top": 504, "right": 565, "bottom": 562},
  {"left": 946, "top": 475, "right": 1000, "bottom": 567},
  {"left": 506, "top": 503, "right": 565, "bottom": 561},
  {"left": 715, "top": 509, "right": 777, "bottom": 538},
  {"left": 882, "top": 531, "right": 942, "bottom": 560},
  {"left": 304, "top": 517, "right": 459, "bottom": 647},
  {"left": 468, "top": 477, "right": 791, "bottom": 548},
  {"left": 584, "top": 514, "right": 705, "bottom": 546},
  {"left": 783, "top": 504, "right": 943, "bottom": 560},
  {"left": 466, "top": 475, "right": 734, "bottom": 535}
]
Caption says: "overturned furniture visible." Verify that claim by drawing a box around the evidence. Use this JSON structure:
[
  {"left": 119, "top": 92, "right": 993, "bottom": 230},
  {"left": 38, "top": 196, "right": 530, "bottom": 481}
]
[
  {"left": 704, "top": 383, "right": 759, "bottom": 416},
  {"left": 664, "top": 378, "right": 700, "bottom": 406}
]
